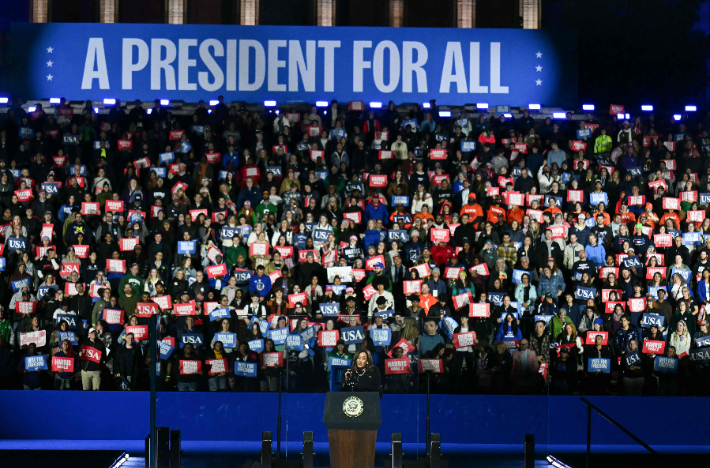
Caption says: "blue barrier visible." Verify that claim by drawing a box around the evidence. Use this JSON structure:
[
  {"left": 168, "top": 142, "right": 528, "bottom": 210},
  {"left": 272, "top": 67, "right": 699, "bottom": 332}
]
[{"left": 0, "top": 392, "right": 708, "bottom": 452}]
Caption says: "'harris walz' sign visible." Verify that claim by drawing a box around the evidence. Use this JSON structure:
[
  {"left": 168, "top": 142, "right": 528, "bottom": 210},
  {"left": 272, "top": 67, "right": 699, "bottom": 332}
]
[{"left": 11, "top": 24, "right": 577, "bottom": 106}]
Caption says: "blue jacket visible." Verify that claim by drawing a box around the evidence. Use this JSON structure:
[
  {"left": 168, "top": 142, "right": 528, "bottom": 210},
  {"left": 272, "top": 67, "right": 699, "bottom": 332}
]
[
  {"left": 222, "top": 151, "right": 239, "bottom": 168},
  {"left": 569, "top": 226, "right": 590, "bottom": 246},
  {"left": 363, "top": 230, "right": 382, "bottom": 251},
  {"left": 403, "top": 240, "right": 424, "bottom": 263},
  {"left": 613, "top": 325, "right": 641, "bottom": 355},
  {"left": 496, "top": 325, "right": 523, "bottom": 342},
  {"left": 249, "top": 273, "right": 272, "bottom": 298},
  {"left": 364, "top": 203, "right": 389, "bottom": 225},
  {"left": 537, "top": 273, "right": 566, "bottom": 299},
  {"left": 585, "top": 244, "right": 606, "bottom": 266},
  {"left": 698, "top": 280, "right": 710, "bottom": 303},
  {"left": 238, "top": 186, "right": 261, "bottom": 209}
]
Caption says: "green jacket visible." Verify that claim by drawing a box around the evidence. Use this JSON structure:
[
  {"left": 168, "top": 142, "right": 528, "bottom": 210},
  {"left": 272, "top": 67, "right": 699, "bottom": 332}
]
[
  {"left": 118, "top": 273, "right": 144, "bottom": 297},
  {"left": 0, "top": 319, "right": 12, "bottom": 348},
  {"left": 225, "top": 244, "right": 248, "bottom": 270},
  {"left": 594, "top": 135, "right": 612, "bottom": 153},
  {"left": 550, "top": 315, "right": 574, "bottom": 340},
  {"left": 91, "top": 299, "right": 109, "bottom": 326},
  {"left": 255, "top": 201, "right": 277, "bottom": 223}
]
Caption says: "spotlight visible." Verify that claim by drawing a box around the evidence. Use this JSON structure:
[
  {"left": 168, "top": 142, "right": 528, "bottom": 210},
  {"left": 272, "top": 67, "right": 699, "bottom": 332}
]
[
  {"left": 263, "top": 100, "right": 277, "bottom": 107},
  {"left": 369, "top": 102, "right": 382, "bottom": 109},
  {"left": 528, "top": 104, "right": 541, "bottom": 110},
  {"left": 103, "top": 98, "right": 116, "bottom": 105},
  {"left": 582, "top": 104, "right": 595, "bottom": 111}
]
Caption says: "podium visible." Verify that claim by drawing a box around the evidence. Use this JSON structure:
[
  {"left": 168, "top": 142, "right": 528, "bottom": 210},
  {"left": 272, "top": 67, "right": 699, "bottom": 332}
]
[{"left": 324, "top": 392, "right": 381, "bottom": 468}]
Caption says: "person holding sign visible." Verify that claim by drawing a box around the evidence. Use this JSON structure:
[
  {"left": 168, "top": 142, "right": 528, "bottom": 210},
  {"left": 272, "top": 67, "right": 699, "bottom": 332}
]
[
  {"left": 18, "top": 343, "right": 44, "bottom": 390},
  {"left": 114, "top": 332, "right": 143, "bottom": 391},
  {"left": 79, "top": 328, "right": 105, "bottom": 390},
  {"left": 669, "top": 321, "right": 691, "bottom": 357},
  {"left": 53, "top": 339, "right": 76, "bottom": 390},
  {"left": 583, "top": 334, "right": 612, "bottom": 395},
  {"left": 620, "top": 339, "right": 645, "bottom": 396},
  {"left": 340, "top": 349, "right": 382, "bottom": 396}
]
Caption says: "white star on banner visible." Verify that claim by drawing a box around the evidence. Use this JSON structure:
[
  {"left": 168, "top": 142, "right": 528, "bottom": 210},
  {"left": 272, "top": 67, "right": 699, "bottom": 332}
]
[
  {"left": 47, "top": 60, "right": 53, "bottom": 67},
  {"left": 47, "top": 47, "right": 53, "bottom": 53},
  {"left": 536, "top": 51, "right": 542, "bottom": 58},
  {"left": 536, "top": 65, "right": 542, "bottom": 72},
  {"left": 535, "top": 79, "right": 542, "bottom": 86},
  {"left": 47, "top": 74, "right": 53, "bottom": 81}
]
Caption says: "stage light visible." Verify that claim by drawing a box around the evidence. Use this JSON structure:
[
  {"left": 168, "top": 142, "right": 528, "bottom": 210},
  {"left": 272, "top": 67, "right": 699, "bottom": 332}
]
[
  {"left": 209, "top": 99, "right": 219, "bottom": 106},
  {"left": 0, "top": 98, "right": 8, "bottom": 104},
  {"left": 103, "top": 98, "right": 116, "bottom": 105},
  {"left": 528, "top": 104, "right": 541, "bottom": 110},
  {"left": 28, "top": 106, "right": 37, "bottom": 112},
  {"left": 625, "top": 113, "right": 630, "bottom": 120},
  {"left": 49, "top": 98, "right": 61, "bottom": 104},
  {"left": 315, "top": 101, "right": 328, "bottom": 107},
  {"left": 617, "top": 113, "right": 625, "bottom": 119},
  {"left": 641, "top": 105, "right": 653, "bottom": 111},
  {"left": 275, "top": 110, "right": 280, "bottom": 115},
  {"left": 422, "top": 102, "right": 431, "bottom": 109},
  {"left": 208, "top": 109, "right": 212, "bottom": 114},
  {"left": 369, "top": 101, "right": 382, "bottom": 108},
  {"left": 146, "top": 108, "right": 152, "bottom": 115},
  {"left": 582, "top": 104, "right": 595, "bottom": 111},
  {"left": 264, "top": 100, "right": 277, "bottom": 107},
  {"left": 686, "top": 105, "right": 697, "bottom": 112},
  {"left": 438, "top": 110, "right": 451, "bottom": 118},
  {"left": 552, "top": 112, "right": 566, "bottom": 119},
  {"left": 673, "top": 114, "right": 682, "bottom": 121},
  {"left": 160, "top": 99, "right": 170, "bottom": 106},
  {"left": 94, "top": 107, "right": 99, "bottom": 113},
  {"left": 476, "top": 103, "right": 489, "bottom": 109},
  {"left": 503, "top": 113, "right": 513, "bottom": 118}
]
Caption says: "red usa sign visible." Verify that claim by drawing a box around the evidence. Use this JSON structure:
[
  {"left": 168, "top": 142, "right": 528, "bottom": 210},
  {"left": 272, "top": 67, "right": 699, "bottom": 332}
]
[
  {"left": 80, "top": 346, "right": 102, "bottom": 363},
  {"left": 60, "top": 261, "right": 81, "bottom": 276},
  {"left": 362, "top": 284, "right": 377, "bottom": 301},
  {"left": 135, "top": 302, "right": 158, "bottom": 318}
]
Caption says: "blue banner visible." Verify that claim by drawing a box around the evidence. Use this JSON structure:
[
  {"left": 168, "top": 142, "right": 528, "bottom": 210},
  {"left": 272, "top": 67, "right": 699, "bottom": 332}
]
[
  {"left": 55, "top": 314, "right": 78, "bottom": 329},
  {"left": 627, "top": 167, "right": 642, "bottom": 177},
  {"left": 640, "top": 313, "right": 664, "bottom": 329},
  {"left": 248, "top": 339, "right": 264, "bottom": 352},
  {"left": 590, "top": 192, "right": 608, "bottom": 206},
  {"left": 328, "top": 356, "right": 352, "bottom": 371},
  {"left": 11, "top": 278, "right": 30, "bottom": 292},
  {"left": 235, "top": 361, "right": 258, "bottom": 377},
  {"left": 209, "top": 307, "right": 231, "bottom": 322},
  {"left": 511, "top": 269, "right": 526, "bottom": 284},
  {"left": 391, "top": 195, "right": 410, "bottom": 207},
  {"left": 233, "top": 270, "right": 253, "bottom": 283},
  {"left": 374, "top": 310, "right": 395, "bottom": 320},
  {"left": 625, "top": 350, "right": 641, "bottom": 368},
  {"left": 700, "top": 193, "right": 710, "bottom": 206},
  {"left": 534, "top": 315, "right": 552, "bottom": 326},
  {"left": 461, "top": 141, "right": 476, "bottom": 152},
  {"left": 319, "top": 302, "right": 340, "bottom": 316},
  {"left": 696, "top": 336, "right": 710, "bottom": 348},
  {"left": 574, "top": 286, "right": 596, "bottom": 301},
  {"left": 588, "top": 358, "right": 610, "bottom": 373},
  {"left": 180, "top": 333, "right": 204, "bottom": 349},
  {"left": 214, "top": 332, "right": 236, "bottom": 348},
  {"left": 691, "top": 348, "right": 710, "bottom": 362},
  {"left": 7, "top": 237, "right": 27, "bottom": 251},
  {"left": 159, "top": 341, "right": 175, "bottom": 359},
  {"left": 313, "top": 229, "right": 330, "bottom": 242},
  {"left": 576, "top": 129, "right": 592, "bottom": 139},
  {"left": 57, "top": 331, "right": 78, "bottom": 346},
  {"left": 159, "top": 152, "right": 175, "bottom": 163},
  {"left": 11, "top": 24, "right": 577, "bottom": 106},
  {"left": 41, "top": 182, "right": 60, "bottom": 195},
  {"left": 544, "top": 195, "right": 563, "bottom": 208},
  {"left": 341, "top": 326, "right": 364, "bottom": 345},
  {"left": 300, "top": 326, "right": 317, "bottom": 344},
  {"left": 25, "top": 355, "right": 48, "bottom": 372},
  {"left": 654, "top": 356, "right": 678, "bottom": 373},
  {"left": 63, "top": 134, "right": 78, "bottom": 145},
  {"left": 151, "top": 167, "right": 167, "bottom": 178},
  {"left": 267, "top": 328, "right": 289, "bottom": 345},
  {"left": 488, "top": 292, "right": 505, "bottom": 305},
  {"left": 371, "top": 328, "right": 392, "bottom": 346},
  {"left": 266, "top": 166, "right": 282, "bottom": 177},
  {"left": 387, "top": 230, "right": 410, "bottom": 242},
  {"left": 647, "top": 286, "right": 666, "bottom": 299},
  {"left": 178, "top": 240, "right": 198, "bottom": 254},
  {"left": 285, "top": 334, "right": 304, "bottom": 351},
  {"left": 221, "top": 226, "right": 239, "bottom": 239}
]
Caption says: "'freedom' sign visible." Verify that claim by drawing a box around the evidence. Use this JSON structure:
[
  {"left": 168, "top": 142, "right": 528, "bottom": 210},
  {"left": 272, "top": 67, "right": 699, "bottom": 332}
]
[
  {"left": 587, "top": 358, "right": 610, "bottom": 373},
  {"left": 12, "top": 23, "right": 578, "bottom": 107}
]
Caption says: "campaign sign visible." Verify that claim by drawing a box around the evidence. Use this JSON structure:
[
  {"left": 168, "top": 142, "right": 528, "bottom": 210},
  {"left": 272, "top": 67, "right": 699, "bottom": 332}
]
[
  {"left": 585, "top": 331, "right": 608, "bottom": 345},
  {"left": 625, "top": 350, "right": 641, "bottom": 368},
  {"left": 178, "top": 240, "right": 197, "bottom": 254},
  {"left": 313, "top": 229, "right": 330, "bottom": 242},
  {"left": 452, "top": 331, "right": 477, "bottom": 349},
  {"left": 662, "top": 197, "right": 680, "bottom": 210},
  {"left": 285, "top": 333, "right": 304, "bottom": 351},
  {"left": 175, "top": 301, "right": 197, "bottom": 316},
  {"left": 654, "top": 234, "right": 672, "bottom": 248},
  {"left": 55, "top": 314, "right": 78, "bottom": 329},
  {"left": 118, "top": 238, "right": 138, "bottom": 252},
  {"left": 577, "top": 128, "right": 592, "bottom": 139},
  {"left": 696, "top": 336, "right": 710, "bottom": 348},
  {"left": 206, "top": 263, "right": 228, "bottom": 279},
  {"left": 231, "top": 361, "right": 256, "bottom": 377},
  {"left": 211, "top": 332, "right": 236, "bottom": 349},
  {"left": 430, "top": 228, "right": 450, "bottom": 243},
  {"left": 8, "top": 237, "right": 27, "bottom": 251},
  {"left": 687, "top": 210, "right": 706, "bottom": 223},
  {"left": 125, "top": 325, "right": 149, "bottom": 341},
  {"left": 641, "top": 313, "right": 664, "bottom": 329},
  {"left": 51, "top": 356, "right": 75, "bottom": 373},
  {"left": 248, "top": 339, "right": 264, "bottom": 352},
  {"left": 233, "top": 269, "right": 254, "bottom": 283},
  {"left": 374, "top": 309, "right": 394, "bottom": 320},
  {"left": 642, "top": 340, "right": 666, "bottom": 354},
  {"left": 700, "top": 193, "right": 710, "bottom": 206},
  {"left": 419, "top": 358, "right": 444, "bottom": 374},
  {"left": 24, "top": 355, "right": 48, "bottom": 372},
  {"left": 209, "top": 307, "right": 231, "bottom": 322},
  {"left": 261, "top": 352, "right": 284, "bottom": 368},
  {"left": 319, "top": 302, "right": 340, "bottom": 316},
  {"left": 266, "top": 327, "right": 289, "bottom": 345},
  {"left": 250, "top": 242, "right": 269, "bottom": 256},
  {"left": 106, "top": 259, "right": 126, "bottom": 273},
  {"left": 341, "top": 326, "right": 365, "bottom": 345},
  {"left": 152, "top": 295, "right": 172, "bottom": 310},
  {"left": 179, "top": 333, "right": 204, "bottom": 348},
  {"left": 80, "top": 346, "right": 102, "bottom": 363},
  {"left": 371, "top": 328, "right": 392, "bottom": 346},
  {"left": 588, "top": 358, "right": 611, "bottom": 373},
  {"left": 105, "top": 200, "right": 124, "bottom": 213},
  {"left": 654, "top": 356, "right": 678, "bottom": 373},
  {"left": 327, "top": 356, "right": 352, "bottom": 371},
  {"left": 288, "top": 292, "right": 307, "bottom": 308},
  {"left": 647, "top": 286, "right": 667, "bottom": 300},
  {"left": 180, "top": 360, "right": 202, "bottom": 375},
  {"left": 575, "top": 286, "right": 596, "bottom": 301},
  {"left": 206, "top": 358, "right": 228, "bottom": 375},
  {"left": 316, "top": 330, "right": 338, "bottom": 348},
  {"left": 388, "top": 230, "right": 410, "bottom": 242},
  {"left": 20, "top": 330, "right": 47, "bottom": 348},
  {"left": 103, "top": 308, "right": 125, "bottom": 325},
  {"left": 57, "top": 331, "right": 78, "bottom": 346},
  {"left": 159, "top": 341, "right": 175, "bottom": 360},
  {"left": 16, "top": 301, "right": 37, "bottom": 314},
  {"left": 628, "top": 298, "right": 646, "bottom": 313},
  {"left": 385, "top": 358, "right": 411, "bottom": 375},
  {"left": 691, "top": 348, "right": 710, "bottom": 363}
]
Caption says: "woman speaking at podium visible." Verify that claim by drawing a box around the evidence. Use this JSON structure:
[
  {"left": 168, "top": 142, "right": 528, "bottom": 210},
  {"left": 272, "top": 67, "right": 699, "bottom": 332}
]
[{"left": 340, "top": 349, "right": 382, "bottom": 395}]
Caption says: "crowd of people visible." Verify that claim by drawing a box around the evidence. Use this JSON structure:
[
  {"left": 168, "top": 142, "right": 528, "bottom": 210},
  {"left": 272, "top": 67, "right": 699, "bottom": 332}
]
[{"left": 0, "top": 96, "right": 709, "bottom": 396}]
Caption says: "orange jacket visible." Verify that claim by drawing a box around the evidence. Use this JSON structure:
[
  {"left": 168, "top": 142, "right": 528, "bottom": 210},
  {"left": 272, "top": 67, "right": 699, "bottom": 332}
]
[{"left": 487, "top": 205, "right": 507, "bottom": 225}]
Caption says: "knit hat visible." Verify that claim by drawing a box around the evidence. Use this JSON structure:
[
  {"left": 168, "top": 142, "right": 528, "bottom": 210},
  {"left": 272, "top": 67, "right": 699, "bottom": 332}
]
[{"left": 594, "top": 318, "right": 604, "bottom": 326}]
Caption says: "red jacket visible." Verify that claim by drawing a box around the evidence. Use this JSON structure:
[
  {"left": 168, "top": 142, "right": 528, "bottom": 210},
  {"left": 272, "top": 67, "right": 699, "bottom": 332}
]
[{"left": 431, "top": 244, "right": 455, "bottom": 267}]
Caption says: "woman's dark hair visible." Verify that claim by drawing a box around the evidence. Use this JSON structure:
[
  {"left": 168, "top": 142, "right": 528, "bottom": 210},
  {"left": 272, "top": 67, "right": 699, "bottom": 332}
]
[{"left": 502, "top": 312, "right": 519, "bottom": 335}]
